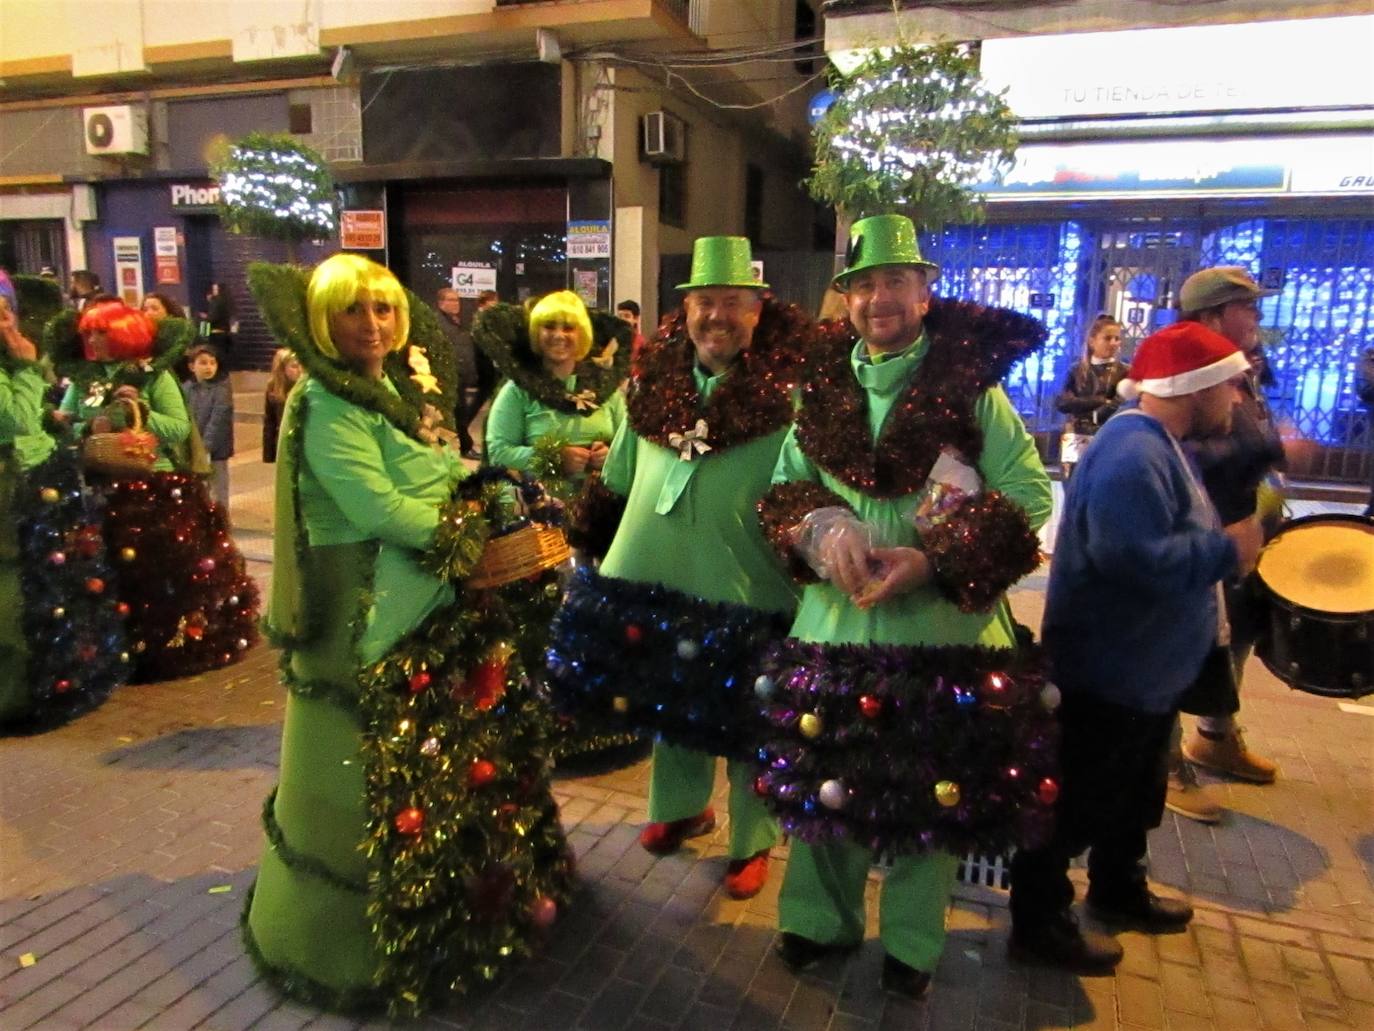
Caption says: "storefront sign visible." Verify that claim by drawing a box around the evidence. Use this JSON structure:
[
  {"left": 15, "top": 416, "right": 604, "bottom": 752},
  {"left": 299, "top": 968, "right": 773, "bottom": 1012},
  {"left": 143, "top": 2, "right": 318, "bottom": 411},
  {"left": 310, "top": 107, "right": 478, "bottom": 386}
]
[
  {"left": 112, "top": 236, "right": 144, "bottom": 305},
  {"left": 980, "top": 16, "right": 1374, "bottom": 119},
  {"left": 340, "top": 210, "right": 385, "bottom": 250},
  {"left": 153, "top": 226, "right": 181, "bottom": 285},
  {"left": 982, "top": 135, "right": 1374, "bottom": 200},
  {"left": 566, "top": 220, "right": 611, "bottom": 260},
  {"left": 169, "top": 182, "right": 221, "bottom": 212},
  {"left": 451, "top": 263, "right": 497, "bottom": 298}
]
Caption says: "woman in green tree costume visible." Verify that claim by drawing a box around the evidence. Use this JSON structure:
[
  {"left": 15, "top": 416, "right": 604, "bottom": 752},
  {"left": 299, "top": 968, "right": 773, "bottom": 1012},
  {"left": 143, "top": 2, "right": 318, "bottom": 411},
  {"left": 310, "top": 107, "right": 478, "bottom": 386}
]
[
  {"left": 1, "top": 272, "right": 127, "bottom": 729},
  {"left": 476, "top": 289, "right": 641, "bottom": 765},
  {"left": 243, "top": 254, "right": 572, "bottom": 1015}
]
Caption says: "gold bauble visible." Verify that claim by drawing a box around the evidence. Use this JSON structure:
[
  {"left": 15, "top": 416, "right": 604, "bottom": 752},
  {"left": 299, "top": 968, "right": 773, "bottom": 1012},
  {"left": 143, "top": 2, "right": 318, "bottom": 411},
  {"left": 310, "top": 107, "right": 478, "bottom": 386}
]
[
  {"left": 799, "top": 712, "right": 823, "bottom": 739},
  {"left": 934, "top": 780, "right": 961, "bottom": 808}
]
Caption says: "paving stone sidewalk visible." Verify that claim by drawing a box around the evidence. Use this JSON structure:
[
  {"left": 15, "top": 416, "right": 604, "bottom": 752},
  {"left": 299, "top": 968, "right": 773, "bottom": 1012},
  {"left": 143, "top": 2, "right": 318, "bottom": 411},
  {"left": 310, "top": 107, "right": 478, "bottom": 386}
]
[{"left": 2, "top": 440, "right": 1371, "bottom": 1029}]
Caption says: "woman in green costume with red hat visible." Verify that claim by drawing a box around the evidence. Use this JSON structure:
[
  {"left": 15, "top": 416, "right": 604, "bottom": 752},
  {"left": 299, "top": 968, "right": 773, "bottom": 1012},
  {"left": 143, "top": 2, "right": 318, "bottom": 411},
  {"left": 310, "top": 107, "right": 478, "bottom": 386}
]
[{"left": 243, "top": 254, "right": 572, "bottom": 1015}]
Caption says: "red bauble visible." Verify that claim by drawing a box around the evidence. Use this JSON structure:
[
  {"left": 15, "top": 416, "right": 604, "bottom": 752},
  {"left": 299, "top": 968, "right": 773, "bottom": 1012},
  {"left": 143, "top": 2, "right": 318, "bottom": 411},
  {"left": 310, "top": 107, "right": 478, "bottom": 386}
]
[
  {"left": 858, "top": 694, "right": 882, "bottom": 719},
  {"left": 393, "top": 807, "right": 425, "bottom": 836},
  {"left": 408, "top": 670, "right": 432, "bottom": 695},
  {"left": 468, "top": 659, "right": 506, "bottom": 710},
  {"left": 530, "top": 895, "right": 558, "bottom": 929},
  {"left": 1036, "top": 778, "right": 1060, "bottom": 805},
  {"left": 85, "top": 577, "right": 105, "bottom": 594},
  {"left": 469, "top": 758, "right": 497, "bottom": 787},
  {"left": 116, "top": 602, "right": 131, "bottom": 616},
  {"left": 982, "top": 672, "right": 1012, "bottom": 708},
  {"left": 54, "top": 678, "right": 73, "bottom": 694},
  {"left": 754, "top": 775, "right": 770, "bottom": 797},
  {"left": 624, "top": 624, "right": 643, "bottom": 644}
]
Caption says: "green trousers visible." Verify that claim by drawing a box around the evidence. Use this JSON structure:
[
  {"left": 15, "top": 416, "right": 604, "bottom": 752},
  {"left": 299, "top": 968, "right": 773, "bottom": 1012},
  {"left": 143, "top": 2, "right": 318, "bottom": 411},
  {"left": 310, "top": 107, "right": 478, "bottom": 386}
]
[
  {"left": 778, "top": 840, "right": 958, "bottom": 972},
  {"left": 647, "top": 741, "right": 778, "bottom": 860}
]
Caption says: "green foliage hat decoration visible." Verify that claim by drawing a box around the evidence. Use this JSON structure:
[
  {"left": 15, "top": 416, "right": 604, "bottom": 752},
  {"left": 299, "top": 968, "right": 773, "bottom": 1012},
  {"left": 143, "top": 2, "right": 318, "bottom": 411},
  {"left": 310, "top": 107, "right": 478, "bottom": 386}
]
[
  {"left": 808, "top": 42, "right": 1018, "bottom": 229},
  {"left": 213, "top": 132, "right": 337, "bottom": 242},
  {"left": 835, "top": 214, "right": 940, "bottom": 288}
]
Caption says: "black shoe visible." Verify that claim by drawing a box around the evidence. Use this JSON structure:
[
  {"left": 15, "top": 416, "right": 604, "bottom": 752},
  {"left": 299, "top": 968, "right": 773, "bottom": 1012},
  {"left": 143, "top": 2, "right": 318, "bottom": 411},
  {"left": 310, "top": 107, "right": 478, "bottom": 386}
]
[
  {"left": 774, "top": 932, "right": 842, "bottom": 973},
  {"left": 1086, "top": 889, "right": 1193, "bottom": 933},
  {"left": 1008, "top": 914, "right": 1123, "bottom": 975},
  {"left": 880, "top": 954, "right": 932, "bottom": 999}
]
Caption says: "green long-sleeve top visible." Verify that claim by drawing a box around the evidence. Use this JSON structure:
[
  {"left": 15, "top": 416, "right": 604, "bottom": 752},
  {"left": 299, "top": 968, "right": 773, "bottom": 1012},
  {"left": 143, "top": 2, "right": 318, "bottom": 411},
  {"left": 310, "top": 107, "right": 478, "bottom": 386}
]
[
  {"left": 774, "top": 338, "right": 1052, "bottom": 649},
  {"left": 294, "top": 377, "right": 467, "bottom": 662},
  {"left": 59, "top": 367, "right": 190, "bottom": 472},
  {"left": 484, "top": 376, "right": 625, "bottom": 477},
  {"left": 0, "top": 363, "right": 55, "bottom": 470},
  {"left": 600, "top": 365, "right": 797, "bottom": 615}
]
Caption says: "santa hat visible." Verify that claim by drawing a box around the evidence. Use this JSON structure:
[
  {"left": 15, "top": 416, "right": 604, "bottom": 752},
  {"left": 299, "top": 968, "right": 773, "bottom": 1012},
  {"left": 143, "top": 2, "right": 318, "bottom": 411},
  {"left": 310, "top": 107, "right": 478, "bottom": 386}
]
[{"left": 1116, "top": 322, "right": 1248, "bottom": 402}]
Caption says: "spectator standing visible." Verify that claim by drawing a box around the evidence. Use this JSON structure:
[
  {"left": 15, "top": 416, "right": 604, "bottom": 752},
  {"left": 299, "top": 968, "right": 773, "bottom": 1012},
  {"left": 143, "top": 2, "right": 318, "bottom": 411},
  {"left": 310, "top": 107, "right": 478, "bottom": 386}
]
[
  {"left": 262, "top": 348, "right": 301, "bottom": 464},
  {"left": 181, "top": 343, "right": 234, "bottom": 509},
  {"left": 435, "top": 287, "right": 482, "bottom": 458},
  {"left": 199, "top": 281, "right": 234, "bottom": 363},
  {"left": 1009, "top": 321, "right": 1260, "bottom": 972},
  {"left": 615, "top": 298, "right": 646, "bottom": 365},
  {"left": 69, "top": 270, "right": 100, "bottom": 311},
  {"left": 1056, "top": 314, "right": 1129, "bottom": 479}
]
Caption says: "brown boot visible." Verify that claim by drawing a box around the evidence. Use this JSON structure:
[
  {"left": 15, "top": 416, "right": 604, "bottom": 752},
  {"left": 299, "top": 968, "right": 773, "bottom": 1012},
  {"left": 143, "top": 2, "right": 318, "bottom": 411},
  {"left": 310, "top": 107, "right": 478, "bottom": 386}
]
[
  {"left": 1165, "top": 760, "right": 1223, "bottom": 824},
  {"left": 1183, "top": 727, "right": 1278, "bottom": 784}
]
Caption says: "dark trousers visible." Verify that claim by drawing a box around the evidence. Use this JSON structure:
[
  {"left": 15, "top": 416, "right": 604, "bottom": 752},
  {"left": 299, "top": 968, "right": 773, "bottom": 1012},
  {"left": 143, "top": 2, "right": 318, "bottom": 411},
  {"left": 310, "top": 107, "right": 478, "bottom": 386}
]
[
  {"left": 455, "top": 387, "right": 483, "bottom": 454},
  {"left": 1010, "top": 695, "right": 1175, "bottom": 929}
]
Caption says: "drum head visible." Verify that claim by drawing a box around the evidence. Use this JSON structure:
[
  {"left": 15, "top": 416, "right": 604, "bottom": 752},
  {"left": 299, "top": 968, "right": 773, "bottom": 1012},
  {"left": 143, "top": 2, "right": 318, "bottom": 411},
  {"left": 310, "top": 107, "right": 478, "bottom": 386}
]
[{"left": 1257, "top": 517, "right": 1374, "bottom": 615}]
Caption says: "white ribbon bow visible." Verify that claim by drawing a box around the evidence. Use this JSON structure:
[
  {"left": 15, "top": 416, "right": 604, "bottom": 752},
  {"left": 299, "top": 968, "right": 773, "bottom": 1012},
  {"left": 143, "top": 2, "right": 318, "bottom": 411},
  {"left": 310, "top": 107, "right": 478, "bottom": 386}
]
[{"left": 668, "top": 419, "right": 712, "bottom": 461}]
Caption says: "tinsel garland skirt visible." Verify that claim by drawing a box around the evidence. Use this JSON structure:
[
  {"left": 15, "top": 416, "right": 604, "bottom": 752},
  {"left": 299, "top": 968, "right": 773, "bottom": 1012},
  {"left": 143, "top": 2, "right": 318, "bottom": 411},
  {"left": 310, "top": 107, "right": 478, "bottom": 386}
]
[
  {"left": 545, "top": 566, "right": 791, "bottom": 758},
  {"left": 754, "top": 637, "right": 1061, "bottom": 859}
]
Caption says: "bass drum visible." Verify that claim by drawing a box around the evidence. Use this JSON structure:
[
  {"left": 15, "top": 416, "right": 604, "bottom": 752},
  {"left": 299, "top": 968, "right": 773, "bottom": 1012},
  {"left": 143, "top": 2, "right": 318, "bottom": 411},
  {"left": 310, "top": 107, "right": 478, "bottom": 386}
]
[{"left": 1254, "top": 514, "right": 1374, "bottom": 699}]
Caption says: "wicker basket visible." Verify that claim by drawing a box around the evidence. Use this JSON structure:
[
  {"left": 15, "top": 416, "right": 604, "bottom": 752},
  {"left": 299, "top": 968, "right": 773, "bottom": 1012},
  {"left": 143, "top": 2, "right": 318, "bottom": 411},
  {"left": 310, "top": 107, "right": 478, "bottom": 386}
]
[
  {"left": 468, "top": 522, "right": 571, "bottom": 589},
  {"left": 83, "top": 398, "right": 159, "bottom": 479}
]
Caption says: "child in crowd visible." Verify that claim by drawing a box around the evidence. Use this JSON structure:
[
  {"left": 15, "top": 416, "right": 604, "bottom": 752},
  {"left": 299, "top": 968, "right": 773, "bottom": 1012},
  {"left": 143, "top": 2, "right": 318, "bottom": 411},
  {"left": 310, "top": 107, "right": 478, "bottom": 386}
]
[
  {"left": 182, "top": 343, "right": 234, "bottom": 508},
  {"left": 1055, "top": 314, "right": 1129, "bottom": 479},
  {"left": 261, "top": 348, "right": 301, "bottom": 463}
]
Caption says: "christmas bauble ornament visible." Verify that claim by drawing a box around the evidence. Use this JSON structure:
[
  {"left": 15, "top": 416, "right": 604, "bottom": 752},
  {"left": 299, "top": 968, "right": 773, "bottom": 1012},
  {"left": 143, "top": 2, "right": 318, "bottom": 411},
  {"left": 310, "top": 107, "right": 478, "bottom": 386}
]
[
  {"left": 120, "top": 652, "right": 130, "bottom": 663},
  {"left": 120, "top": 547, "right": 137, "bottom": 562},
  {"left": 1036, "top": 778, "right": 1060, "bottom": 805},
  {"left": 228, "top": 595, "right": 240, "bottom": 607},
  {"left": 236, "top": 638, "right": 249, "bottom": 651},
  {"left": 54, "top": 678, "right": 73, "bottom": 694},
  {"left": 798, "top": 712, "right": 823, "bottom": 739},
  {"left": 624, "top": 623, "right": 643, "bottom": 644},
  {"left": 198, "top": 557, "right": 216, "bottom": 573},
  {"left": 52, "top": 606, "right": 65, "bottom": 619},
  {"left": 934, "top": 780, "right": 961, "bottom": 808},
  {"left": 116, "top": 602, "right": 131, "bottom": 616},
  {"left": 754, "top": 674, "right": 775, "bottom": 701},
  {"left": 469, "top": 658, "right": 507, "bottom": 710},
  {"left": 858, "top": 694, "right": 882, "bottom": 719},
  {"left": 49, "top": 551, "right": 66, "bottom": 566},
  {"left": 420, "top": 736, "right": 441, "bottom": 757},
  {"left": 676, "top": 638, "right": 700, "bottom": 660},
  {"left": 611, "top": 695, "right": 629, "bottom": 713},
  {"left": 1039, "top": 683, "right": 1062, "bottom": 712},
  {"left": 85, "top": 578, "right": 105, "bottom": 594},
  {"left": 818, "top": 779, "right": 848, "bottom": 810},
  {"left": 530, "top": 895, "right": 558, "bottom": 929},
  {"left": 408, "top": 670, "right": 432, "bottom": 695},
  {"left": 754, "top": 775, "right": 770, "bottom": 797},
  {"left": 469, "top": 758, "right": 497, "bottom": 787},
  {"left": 170, "top": 488, "right": 182, "bottom": 500},
  {"left": 40, "top": 487, "right": 60, "bottom": 504},
  {"left": 393, "top": 807, "right": 425, "bottom": 836}
]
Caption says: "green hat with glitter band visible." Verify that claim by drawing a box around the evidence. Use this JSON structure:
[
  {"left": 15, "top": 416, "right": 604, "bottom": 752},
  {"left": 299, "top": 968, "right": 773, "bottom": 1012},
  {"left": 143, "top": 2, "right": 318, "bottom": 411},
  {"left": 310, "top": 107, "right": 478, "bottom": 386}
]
[
  {"left": 834, "top": 214, "right": 940, "bottom": 289},
  {"left": 675, "top": 236, "right": 768, "bottom": 290}
]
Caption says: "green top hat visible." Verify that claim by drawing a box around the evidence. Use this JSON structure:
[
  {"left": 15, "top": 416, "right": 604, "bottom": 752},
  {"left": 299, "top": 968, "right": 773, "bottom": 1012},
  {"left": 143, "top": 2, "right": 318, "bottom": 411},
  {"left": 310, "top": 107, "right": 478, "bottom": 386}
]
[
  {"left": 834, "top": 214, "right": 940, "bottom": 288},
  {"left": 675, "top": 236, "right": 768, "bottom": 290}
]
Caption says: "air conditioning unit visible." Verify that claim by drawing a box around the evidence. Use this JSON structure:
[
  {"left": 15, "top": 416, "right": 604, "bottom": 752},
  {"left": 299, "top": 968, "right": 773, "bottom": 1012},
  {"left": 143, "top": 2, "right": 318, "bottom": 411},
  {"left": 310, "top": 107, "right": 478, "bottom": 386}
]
[
  {"left": 642, "top": 111, "right": 686, "bottom": 165},
  {"left": 83, "top": 105, "right": 149, "bottom": 156}
]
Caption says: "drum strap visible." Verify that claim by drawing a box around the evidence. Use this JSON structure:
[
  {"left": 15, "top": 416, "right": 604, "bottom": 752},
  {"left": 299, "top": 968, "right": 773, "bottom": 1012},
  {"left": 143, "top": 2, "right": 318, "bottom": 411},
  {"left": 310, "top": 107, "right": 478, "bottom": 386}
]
[{"left": 1116, "top": 410, "right": 1231, "bottom": 647}]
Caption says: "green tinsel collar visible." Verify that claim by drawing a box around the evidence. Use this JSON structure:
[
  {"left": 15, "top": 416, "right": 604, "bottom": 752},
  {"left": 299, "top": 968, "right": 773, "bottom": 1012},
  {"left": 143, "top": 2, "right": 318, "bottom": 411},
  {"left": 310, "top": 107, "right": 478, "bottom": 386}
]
[
  {"left": 247, "top": 262, "right": 458, "bottom": 443},
  {"left": 471, "top": 303, "right": 630, "bottom": 415}
]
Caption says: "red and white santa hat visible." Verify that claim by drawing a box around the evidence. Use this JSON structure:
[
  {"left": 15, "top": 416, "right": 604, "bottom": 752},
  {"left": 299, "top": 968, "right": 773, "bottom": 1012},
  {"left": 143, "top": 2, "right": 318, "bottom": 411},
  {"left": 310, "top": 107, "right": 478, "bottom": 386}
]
[{"left": 1116, "top": 321, "right": 1249, "bottom": 402}]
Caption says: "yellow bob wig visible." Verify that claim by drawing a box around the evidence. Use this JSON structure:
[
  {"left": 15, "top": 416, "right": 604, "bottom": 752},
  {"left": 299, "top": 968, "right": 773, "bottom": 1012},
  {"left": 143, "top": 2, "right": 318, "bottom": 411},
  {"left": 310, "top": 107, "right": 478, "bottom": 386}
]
[
  {"left": 306, "top": 253, "right": 410, "bottom": 360},
  {"left": 528, "top": 290, "right": 593, "bottom": 362}
]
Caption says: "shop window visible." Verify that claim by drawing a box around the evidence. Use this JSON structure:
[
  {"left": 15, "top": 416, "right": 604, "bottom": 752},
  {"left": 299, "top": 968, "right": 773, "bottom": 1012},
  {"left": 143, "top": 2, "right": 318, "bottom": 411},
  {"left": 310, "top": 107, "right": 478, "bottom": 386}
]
[
  {"left": 660, "top": 163, "right": 686, "bottom": 228},
  {"left": 289, "top": 103, "right": 313, "bottom": 135}
]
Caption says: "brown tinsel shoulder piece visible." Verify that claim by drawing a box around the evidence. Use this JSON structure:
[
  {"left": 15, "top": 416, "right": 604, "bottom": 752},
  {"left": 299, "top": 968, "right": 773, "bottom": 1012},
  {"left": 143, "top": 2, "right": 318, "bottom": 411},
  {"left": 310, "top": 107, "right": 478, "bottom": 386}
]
[
  {"left": 566, "top": 472, "right": 626, "bottom": 561},
  {"left": 757, "top": 480, "right": 852, "bottom": 584},
  {"left": 795, "top": 299, "right": 1047, "bottom": 499},
  {"left": 627, "top": 296, "right": 811, "bottom": 455},
  {"left": 922, "top": 489, "right": 1043, "bottom": 613}
]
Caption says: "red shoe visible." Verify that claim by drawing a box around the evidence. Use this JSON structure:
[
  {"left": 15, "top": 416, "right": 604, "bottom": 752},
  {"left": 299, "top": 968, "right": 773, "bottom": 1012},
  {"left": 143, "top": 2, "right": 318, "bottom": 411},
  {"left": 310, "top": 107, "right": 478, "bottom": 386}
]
[
  {"left": 723, "top": 849, "right": 770, "bottom": 900},
  {"left": 638, "top": 808, "right": 716, "bottom": 855}
]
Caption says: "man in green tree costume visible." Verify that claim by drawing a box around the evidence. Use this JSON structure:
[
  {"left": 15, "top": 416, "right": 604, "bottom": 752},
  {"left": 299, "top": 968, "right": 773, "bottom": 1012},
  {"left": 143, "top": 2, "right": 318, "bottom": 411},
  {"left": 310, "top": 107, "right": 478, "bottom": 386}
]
[
  {"left": 757, "top": 215, "right": 1053, "bottom": 998},
  {"left": 243, "top": 254, "right": 571, "bottom": 1015},
  {"left": 549, "top": 237, "right": 813, "bottom": 899}
]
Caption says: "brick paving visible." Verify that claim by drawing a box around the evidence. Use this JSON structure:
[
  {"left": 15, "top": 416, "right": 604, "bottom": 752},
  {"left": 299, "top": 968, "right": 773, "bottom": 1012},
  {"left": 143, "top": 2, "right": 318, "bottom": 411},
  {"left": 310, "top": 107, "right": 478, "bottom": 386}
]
[{"left": 2, "top": 426, "right": 1371, "bottom": 1029}]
